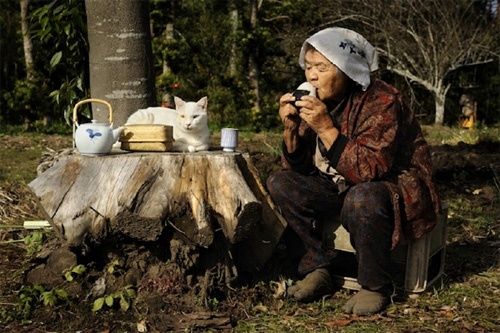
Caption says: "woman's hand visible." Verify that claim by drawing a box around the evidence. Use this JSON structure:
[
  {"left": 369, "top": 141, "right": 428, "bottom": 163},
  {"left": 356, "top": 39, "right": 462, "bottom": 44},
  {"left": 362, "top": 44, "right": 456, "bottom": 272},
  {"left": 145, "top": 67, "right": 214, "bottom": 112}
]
[
  {"left": 279, "top": 93, "right": 301, "bottom": 153},
  {"left": 295, "top": 96, "right": 332, "bottom": 133},
  {"left": 279, "top": 93, "right": 301, "bottom": 131},
  {"left": 296, "top": 96, "right": 339, "bottom": 149}
]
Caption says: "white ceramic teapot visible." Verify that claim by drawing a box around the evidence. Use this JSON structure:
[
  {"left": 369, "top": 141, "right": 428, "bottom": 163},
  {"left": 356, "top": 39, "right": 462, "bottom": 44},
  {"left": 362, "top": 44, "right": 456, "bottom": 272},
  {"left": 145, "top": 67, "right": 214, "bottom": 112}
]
[{"left": 73, "top": 98, "right": 123, "bottom": 155}]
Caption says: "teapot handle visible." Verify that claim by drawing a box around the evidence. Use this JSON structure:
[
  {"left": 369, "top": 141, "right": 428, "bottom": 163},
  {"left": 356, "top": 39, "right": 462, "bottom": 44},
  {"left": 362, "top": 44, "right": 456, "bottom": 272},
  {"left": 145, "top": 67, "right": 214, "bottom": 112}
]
[{"left": 73, "top": 98, "right": 113, "bottom": 124}]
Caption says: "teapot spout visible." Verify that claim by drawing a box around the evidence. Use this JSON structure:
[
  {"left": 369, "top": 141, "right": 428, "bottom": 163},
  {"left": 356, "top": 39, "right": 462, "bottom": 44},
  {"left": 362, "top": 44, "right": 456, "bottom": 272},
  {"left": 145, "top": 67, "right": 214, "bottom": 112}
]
[{"left": 112, "top": 126, "right": 125, "bottom": 143}]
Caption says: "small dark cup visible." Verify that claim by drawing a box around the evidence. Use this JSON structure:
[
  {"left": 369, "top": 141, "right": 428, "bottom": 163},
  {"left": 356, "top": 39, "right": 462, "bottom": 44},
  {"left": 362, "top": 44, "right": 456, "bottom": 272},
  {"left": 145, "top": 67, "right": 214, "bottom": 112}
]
[{"left": 289, "top": 89, "right": 311, "bottom": 108}]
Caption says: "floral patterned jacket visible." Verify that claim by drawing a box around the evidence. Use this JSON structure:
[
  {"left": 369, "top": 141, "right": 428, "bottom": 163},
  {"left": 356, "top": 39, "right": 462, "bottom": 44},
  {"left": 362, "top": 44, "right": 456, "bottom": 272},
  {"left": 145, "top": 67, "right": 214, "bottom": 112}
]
[{"left": 282, "top": 78, "right": 441, "bottom": 247}]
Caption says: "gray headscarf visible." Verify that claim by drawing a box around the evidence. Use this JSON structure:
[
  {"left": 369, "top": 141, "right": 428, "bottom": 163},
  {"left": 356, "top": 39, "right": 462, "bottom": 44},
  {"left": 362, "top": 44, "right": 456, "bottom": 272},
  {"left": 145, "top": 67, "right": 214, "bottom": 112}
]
[{"left": 298, "top": 27, "right": 378, "bottom": 91}]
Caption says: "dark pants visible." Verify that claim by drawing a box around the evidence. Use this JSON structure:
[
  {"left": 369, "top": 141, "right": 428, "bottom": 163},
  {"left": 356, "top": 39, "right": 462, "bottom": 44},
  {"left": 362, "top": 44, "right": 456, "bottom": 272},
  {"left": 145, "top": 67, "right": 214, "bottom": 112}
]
[{"left": 266, "top": 170, "right": 394, "bottom": 288}]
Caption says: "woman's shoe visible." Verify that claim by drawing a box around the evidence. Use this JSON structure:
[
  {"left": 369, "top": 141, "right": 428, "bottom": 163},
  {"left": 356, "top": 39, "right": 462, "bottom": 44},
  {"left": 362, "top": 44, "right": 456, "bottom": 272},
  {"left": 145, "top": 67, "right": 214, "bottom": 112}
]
[
  {"left": 342, "top": 285, "right": 393, "bottom": 315},
  {"left": 289, "top": 268, "right": 333, "bottom": 302}
]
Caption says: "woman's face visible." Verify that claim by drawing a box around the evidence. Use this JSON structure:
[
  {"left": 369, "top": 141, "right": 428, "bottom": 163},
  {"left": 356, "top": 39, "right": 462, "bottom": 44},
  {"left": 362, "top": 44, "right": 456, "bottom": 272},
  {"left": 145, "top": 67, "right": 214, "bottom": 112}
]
[{"left": 304, "top": 49, "right": 351, "bottom": 103}]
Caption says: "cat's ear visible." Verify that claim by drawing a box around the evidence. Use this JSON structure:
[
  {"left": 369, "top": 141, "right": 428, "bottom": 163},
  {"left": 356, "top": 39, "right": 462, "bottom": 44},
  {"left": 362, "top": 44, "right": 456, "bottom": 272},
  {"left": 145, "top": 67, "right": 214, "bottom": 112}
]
[
  {"left": 196, "top": 96, "right": 208, "bottom": 111},
  {"left": 174, "top": 96, "right": 185, "bottom": 109}
]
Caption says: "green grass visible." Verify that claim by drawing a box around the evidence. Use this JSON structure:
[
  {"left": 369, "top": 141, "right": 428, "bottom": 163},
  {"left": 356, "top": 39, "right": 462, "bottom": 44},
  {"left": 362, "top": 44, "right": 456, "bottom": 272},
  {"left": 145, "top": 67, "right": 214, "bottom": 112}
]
[
  {"left": 422, "top": 123, "right": 500, "bottom": 146},
  {"left": 0, "top": 149, "right": 43, "bottom": 184},
  {"left": 0, "top": 131, "right": 73, "bottom": 184},
  {"left": 231, "top": 274, "right": 500, "bottom": 332}
]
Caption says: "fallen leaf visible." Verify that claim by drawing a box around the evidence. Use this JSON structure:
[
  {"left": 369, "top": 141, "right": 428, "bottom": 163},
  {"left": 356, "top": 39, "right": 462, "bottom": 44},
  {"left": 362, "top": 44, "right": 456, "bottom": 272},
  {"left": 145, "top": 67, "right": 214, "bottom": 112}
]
[
  {"left": 137, "top": 319, "right": 148, "bottom": 332},
  {"left": 272, "top": 279, "right": 287, "bottom": 299},
  {"left": 440, "top": 310, "right": 454, "bottom": 318},
  {"left": 253, "top": 304, "right": 268, "bottom": 313},
  {"left": 365, "top": 314, "right": 383, "bottom": 321},
  {"left": 324, "top": 319, "right": 353, "bottom": 327},
  {"left": 403, "top": 308, "right": 417, "bottom": 315}
]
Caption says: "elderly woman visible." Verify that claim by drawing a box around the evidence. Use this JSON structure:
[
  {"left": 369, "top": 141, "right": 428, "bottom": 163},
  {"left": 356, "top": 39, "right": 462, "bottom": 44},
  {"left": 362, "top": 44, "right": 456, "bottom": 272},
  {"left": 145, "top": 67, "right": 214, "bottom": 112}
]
[{"left": 266, "top": 27, "right": 441, "bottom": 315}]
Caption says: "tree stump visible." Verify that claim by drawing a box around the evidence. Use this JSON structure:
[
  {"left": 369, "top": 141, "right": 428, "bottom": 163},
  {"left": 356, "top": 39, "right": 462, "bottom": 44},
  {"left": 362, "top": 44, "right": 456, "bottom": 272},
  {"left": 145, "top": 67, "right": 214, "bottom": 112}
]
[{"left": 28, "top": 150, "right": 286, "bottom": 274}]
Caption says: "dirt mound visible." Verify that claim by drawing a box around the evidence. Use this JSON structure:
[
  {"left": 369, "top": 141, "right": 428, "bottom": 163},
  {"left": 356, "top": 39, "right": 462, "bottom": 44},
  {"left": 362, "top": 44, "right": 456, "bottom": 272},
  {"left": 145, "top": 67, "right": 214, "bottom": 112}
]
[{"left": 431, "top": 141, "right": 499, "bottom": 179}]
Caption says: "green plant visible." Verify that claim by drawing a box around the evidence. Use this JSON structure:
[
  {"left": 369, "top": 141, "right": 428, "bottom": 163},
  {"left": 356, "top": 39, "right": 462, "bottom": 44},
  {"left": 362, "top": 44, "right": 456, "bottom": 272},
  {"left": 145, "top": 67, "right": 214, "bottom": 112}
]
[
  {"left": 30, "top": 0, "right": 89, "bottom": 125},
  {"left": 92, "top": 285, "right": 137, "bottom": 313},
  {"left": 106, "top": 259, "right": 124, "bottom": 275},
  {"left": 16, "top": 285, "right": 68, "bottom": 319},
  {"left": 91, "top": 260, "right": 135, "bottom": 313},
  {"left": 1, "top": 77, "right": 51, "bottom": 126},
  {"left": 63, "top": 264, "right": 86, "bottom": 282},
  {"left": 16, "top": 285, "right": 43, "bottom": 319},
  {"left": 40, "top": 288, "right": 68, "bottom": 307},
  {"left": 208, "top": 296, "right": 219, "bottom": 309},
  {"left": 24, "top": 229, "right": 47, "bottom": 255}
]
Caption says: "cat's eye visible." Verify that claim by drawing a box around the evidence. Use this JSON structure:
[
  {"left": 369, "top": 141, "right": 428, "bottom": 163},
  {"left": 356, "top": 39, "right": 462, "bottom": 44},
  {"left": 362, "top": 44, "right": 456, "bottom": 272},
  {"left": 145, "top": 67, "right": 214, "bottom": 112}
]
[
  {"left": 193, "top": 115, "right": 199, "bottom": 119},
  {"left": 180, "top": 115, "right": 185, "bottom": 119}
]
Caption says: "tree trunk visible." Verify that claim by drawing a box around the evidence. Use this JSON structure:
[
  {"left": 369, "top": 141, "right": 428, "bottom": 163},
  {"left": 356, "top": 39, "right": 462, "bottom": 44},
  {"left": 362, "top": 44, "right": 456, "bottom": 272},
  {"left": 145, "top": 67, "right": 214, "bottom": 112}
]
[
  {"left": 434, "top": 94, "right": 445, "bottom": 125},
  {"left": 228, "top": 2, "right": 239, "bottom": 78},
  {"left": 20, "top": 0, "right": 35, "bottom": 81},
  {"left": 433, "top": 81, "right": 450, "bottom": 125},
  {"left": 29, "top": 151, "right": 286, "bottom": 274},
  {"left": 162, "top": 21, "right": 174, "bottom": 75},
  {"left": 20, "top": 0, "right": 35, "bottom": 130},
  {"left": 85, "top": 0, "right": 157, "bottom": 127},
  {"left": 248, "top": 0, "right": 262, "bottom": 116}
]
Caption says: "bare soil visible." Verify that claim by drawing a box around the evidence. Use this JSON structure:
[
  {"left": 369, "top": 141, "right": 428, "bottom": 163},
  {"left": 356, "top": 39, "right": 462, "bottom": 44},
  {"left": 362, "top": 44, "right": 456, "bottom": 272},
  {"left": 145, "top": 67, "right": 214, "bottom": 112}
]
[{"left": 0, "top": 133, "right": 499, "bottom": 332}]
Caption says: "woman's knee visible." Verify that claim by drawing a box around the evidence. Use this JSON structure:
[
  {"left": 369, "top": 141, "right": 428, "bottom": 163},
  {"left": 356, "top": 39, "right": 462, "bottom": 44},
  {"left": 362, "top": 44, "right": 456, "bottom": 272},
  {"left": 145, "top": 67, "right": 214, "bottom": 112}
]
[
  {"left": 266, "top": 170, "right": 298, "bottom": 203},
  {"left": 341, "top": 182, "right": 394, "bottom": 243},
  {"left": 267, "top": 170, "right": 287, "bottom": 196},
  {"left": 343, "top": 182, "right": 390, "bottom": 212},
  {"left": 342, "top": 183, "right": 393, "bottom": 231}
]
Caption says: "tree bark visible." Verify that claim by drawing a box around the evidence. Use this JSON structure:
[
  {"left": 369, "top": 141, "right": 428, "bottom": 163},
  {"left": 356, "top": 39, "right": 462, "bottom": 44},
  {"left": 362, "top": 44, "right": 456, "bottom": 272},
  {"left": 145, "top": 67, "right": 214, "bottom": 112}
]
[
  {"left": 29, "top": 151, "right": 286, "bottom": 273},
  {"left": 162, "top": 21, "right": 174, "bottom": 76},
  {"left": 434, "top": 86, "right": 449, "bottom": 125},
  {"left": 248, "top": 0, "right": 262, "bottom": 116},
  {"left": 19, "top": 0, "right": 34, "bottom": 81},
  {"left": 20, "top": 0, "right": 36, "bottom": 129},
  {"left": 228, "top": 2, "right": 239, "bottom": 78},
  {"left": 85, "top": 0, "right": 157, "bottom": 127}
]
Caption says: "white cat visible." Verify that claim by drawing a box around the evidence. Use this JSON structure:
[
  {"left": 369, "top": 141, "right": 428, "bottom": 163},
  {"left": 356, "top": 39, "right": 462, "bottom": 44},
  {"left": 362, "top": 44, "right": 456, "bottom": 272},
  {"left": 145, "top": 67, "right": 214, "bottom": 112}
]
[{"left": 125, "top": 96, "right": 210, "bottom": 152}]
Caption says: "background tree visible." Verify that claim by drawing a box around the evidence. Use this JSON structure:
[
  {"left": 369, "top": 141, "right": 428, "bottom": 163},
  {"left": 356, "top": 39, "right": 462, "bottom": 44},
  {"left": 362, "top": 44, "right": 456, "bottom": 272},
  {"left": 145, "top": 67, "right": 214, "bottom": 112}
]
[
  {"left": 20, "top": 0, "right": 34, "bottom": 82},
  {"left": 150, "top": 0, "right": 255, "bottom": 129},
  {"left": 31, "top": 0, "right": 89, "bottom": 126},
  {"left": 248, "top": 0, "right": 262, "bottom": 118},
  {"left": 1, "top": 1, "right": 28, "bottom": 126},
  {"left": 1, "top": 0, "right": 89, "bottom": 130},
  {"left": 85, "top": 0, "right": 156, "bottom": 126},
  {"left": 1, "top": 0, "right": 498, "bottom": 131},
  {"left": 322, "top": 0, "right": 499, "bottom": 125},
  {"left": 1, "top": 0, "right": 50, "bottom": 129}
]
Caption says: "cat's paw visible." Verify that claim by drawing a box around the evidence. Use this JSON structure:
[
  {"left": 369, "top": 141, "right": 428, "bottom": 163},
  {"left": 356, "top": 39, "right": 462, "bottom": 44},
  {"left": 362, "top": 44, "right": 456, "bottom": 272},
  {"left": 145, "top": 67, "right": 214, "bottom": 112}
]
[
  {"left": 196, "top": 144, "right": 210, "bottom": 152},
  {"left": 188, "top": 146, "right": 196, "bottom": 153}
]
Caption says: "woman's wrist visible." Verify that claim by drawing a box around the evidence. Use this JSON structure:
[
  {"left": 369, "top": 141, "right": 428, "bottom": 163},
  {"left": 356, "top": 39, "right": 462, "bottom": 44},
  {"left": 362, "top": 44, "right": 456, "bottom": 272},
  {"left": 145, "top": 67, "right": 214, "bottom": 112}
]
[
  {"left": 317, "top": 126, "right": 339, "bottom": 150},
  {"left": 283, "top": 129, "right": 299, "bottom": 153}
]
